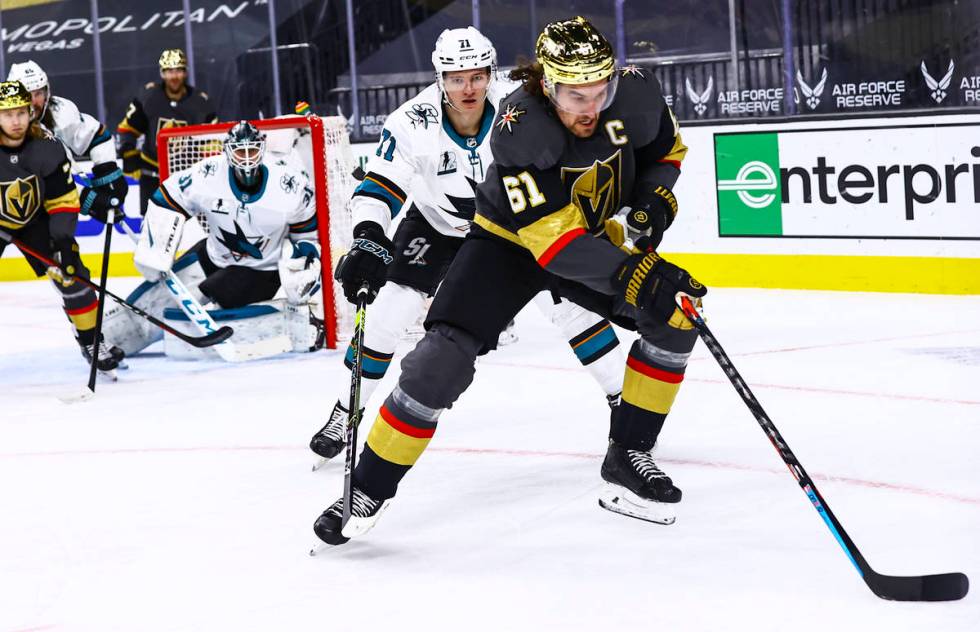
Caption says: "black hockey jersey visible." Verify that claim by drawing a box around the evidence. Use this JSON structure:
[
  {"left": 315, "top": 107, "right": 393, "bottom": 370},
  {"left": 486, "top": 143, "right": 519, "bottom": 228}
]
[
  {"left": 473, "top": 67, "right": 687, "bottom": 295},
  {"left": 0, "top": 132, "right": 80, "bottom": 233},
  {"left": 116, "top": 82, "right": 217, "bottom": 173}
]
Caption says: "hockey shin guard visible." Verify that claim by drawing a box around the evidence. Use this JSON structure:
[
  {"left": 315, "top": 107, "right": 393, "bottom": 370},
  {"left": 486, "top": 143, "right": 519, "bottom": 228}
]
[{"left": 612, "top": 316, "right": 697, "bottom": 451}]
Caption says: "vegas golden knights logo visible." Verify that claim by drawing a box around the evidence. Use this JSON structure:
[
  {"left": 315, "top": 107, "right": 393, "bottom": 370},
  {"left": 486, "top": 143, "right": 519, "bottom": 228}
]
[
  {"left": 560, "top": 150, "right": 622, "bottom": 229},
  {"left": 156, "top": 117, "right": 189, "bottom": 137},
  {"left": 0, "top": 175, "right": 41, "bottom": 227}
]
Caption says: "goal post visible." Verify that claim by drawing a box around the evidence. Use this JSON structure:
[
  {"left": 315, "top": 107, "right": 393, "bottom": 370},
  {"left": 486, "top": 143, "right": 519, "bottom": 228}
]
[{"left": 157, "top": 115, "right": 356, "bottom": 349}]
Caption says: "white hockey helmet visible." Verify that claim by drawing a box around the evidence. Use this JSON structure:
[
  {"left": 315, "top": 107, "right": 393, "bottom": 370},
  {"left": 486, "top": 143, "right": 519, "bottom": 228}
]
[
  {"left": 7, "top": 61, "right": 48, "bottom": 92},
  {"left": 431, "top": 27, "right": 497, "bottom": 102}
]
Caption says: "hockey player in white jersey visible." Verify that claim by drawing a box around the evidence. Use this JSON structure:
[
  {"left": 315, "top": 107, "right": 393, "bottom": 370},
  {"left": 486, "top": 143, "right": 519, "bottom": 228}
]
[
  {"left": 6, "top": 61, "right": 128, "bottom": 223},
  {"left": 103, "top": 121, "right": 325, "bottom": 355},
  {"left": 310, "top": 27, "right": 626, "bottom": 462}
]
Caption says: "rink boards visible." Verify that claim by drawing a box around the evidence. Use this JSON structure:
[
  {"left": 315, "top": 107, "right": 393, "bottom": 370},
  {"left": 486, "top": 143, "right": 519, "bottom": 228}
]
[{"left": 1, "top": 112, "right": 977, "bottom": 293}]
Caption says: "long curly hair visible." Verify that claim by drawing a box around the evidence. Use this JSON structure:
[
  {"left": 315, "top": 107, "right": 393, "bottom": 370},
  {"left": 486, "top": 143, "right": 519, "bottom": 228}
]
[{"left": 509, "top": 57, "right": 545, "bottom": 97}]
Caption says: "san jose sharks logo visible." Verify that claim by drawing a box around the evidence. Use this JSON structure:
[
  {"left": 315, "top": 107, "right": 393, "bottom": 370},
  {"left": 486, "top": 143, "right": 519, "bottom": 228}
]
[
  {"left": 796, "top": 68, "right": 828, "bottom": 109},
  {"left": 439, "top": 175, "right": 478, "bottom": 222},
  {"left": 685, "top": 77, "right": 713, "bottom": 116},
  {"left": 405, "top": 103, "right": 439, "bottom": 129},
  {"left": 280, "top": 173, "right": 298, "bottom": 194},
  {"left": 216, "top": 220, "right": 267, "bottom": 261},
  {"left": 200, "top": 161, "right": 217, "bottom": 177},
  {"left": 560, "top": 150, "right": 622, "bottom": 228},
  {"left": 921, "top": 60, "right": 954, "bottom": 104}
]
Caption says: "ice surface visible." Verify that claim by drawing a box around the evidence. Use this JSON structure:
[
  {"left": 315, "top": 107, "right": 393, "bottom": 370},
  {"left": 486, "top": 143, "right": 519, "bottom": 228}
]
[{"left": 1, "top": 279, "right": 977, "bottom": 631}]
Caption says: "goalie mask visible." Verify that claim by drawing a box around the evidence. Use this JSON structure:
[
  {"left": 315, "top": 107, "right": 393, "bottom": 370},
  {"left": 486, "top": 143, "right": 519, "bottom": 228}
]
[
  {"left": 6, "top": 61, "right": 49, "bottom": 120},
  {"left": 224, "top": 121, "right": 266, "bottom": 189},
  {"left": 431, "top": 27, "right": 496, "bottom": 109},
  {"left": 536, "top": 16, "right": 619, "bottom": 115}
]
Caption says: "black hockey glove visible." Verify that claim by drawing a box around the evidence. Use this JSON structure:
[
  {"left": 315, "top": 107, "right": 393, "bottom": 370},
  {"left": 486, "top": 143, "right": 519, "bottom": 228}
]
[
  {"left": 334, "top": 221, "right": 394, "bottom": 305},
  {"left": 80, "top": 162, "right": 128, "bottom": 223},
  {"left": 612, "top": 251, "right": 706, "bottom": 325},
  {"left": 628, "top": 185, "right": 677, "bottom": 252},
  {"left": 49, "top": 237, "right": 82, "bottom": 286}
]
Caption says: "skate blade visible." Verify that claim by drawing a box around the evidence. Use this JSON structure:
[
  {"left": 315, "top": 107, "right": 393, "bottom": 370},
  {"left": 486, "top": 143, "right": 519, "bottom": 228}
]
[
  {"left": 340, "top": 499, "right": 392, "bottom": 538},
  {"left": 309, "top": 542, "right": 331, "bottom": 556},
  {"left": 598, "top": 484, "right": 677, "bottom": 525},
  {"left": 311, "top": 457, "right": 328, "bottom": 472}
]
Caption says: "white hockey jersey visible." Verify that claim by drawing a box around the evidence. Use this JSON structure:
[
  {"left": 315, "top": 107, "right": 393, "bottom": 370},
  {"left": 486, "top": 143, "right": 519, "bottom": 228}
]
[
  {"left": 152, "top": 154, "right": 318, "bottom": 272},
  {"left": 350, "top": 79, "right": 516, "bottom": 238},
  {"left": 44, "top": 95, "right": 116, "bottom": 165}
]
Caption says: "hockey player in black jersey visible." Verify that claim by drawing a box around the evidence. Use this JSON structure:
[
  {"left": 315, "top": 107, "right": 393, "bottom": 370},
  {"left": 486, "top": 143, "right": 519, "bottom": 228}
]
[
  {"left": 313, "top": 17, "right": 705, "bottom": 545},
  {"left": 0, "top": 81, "right": 123, "bottom": 372},
  {"left": 7, "top": 61, "right": 128, "bottom": 223},
  {"left": 117, "top": 49, "right": 217, "bottom": 214}
]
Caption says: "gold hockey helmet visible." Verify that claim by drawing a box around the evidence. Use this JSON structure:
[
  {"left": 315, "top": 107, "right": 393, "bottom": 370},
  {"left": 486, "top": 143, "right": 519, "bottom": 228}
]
[
  {"left": 536, "top": 16, "right": 615, "bottom": 86},
  {"left": 159, "top": 48, "right": 188, "bottom": 71},
  {"left": 0, "top": 81, "right": 33, "bottom": 110}
]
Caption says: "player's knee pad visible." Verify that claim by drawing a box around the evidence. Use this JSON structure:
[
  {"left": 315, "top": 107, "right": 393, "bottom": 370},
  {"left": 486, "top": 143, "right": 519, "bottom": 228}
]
[
  {"left": 396, "top": 323, "right": 482, "bottom": 410},
  {"left": 102, "top": 255, "right": 206, "bottom": 355},
  {"left": 362, "top": 282, "right": 428, "bottom": 354}
]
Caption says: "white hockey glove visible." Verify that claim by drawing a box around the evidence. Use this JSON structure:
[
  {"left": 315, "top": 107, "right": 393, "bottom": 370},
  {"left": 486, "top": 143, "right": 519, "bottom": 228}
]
[
  {"left": 134, "top": 203, "right": 185, "bottom": 281},
  {"left": 279, "top": 240, "right": 322, "bottom": 305}
]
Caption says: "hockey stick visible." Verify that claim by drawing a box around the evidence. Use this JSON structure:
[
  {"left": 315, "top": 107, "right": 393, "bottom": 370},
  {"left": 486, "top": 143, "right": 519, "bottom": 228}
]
[
  {"left": 117, "top": 221, "right": 244, "bottom": 362},
  {"left": 0, "top": 228, "right": 232, "bottom": 349},
  {"left": 86, "top": 212, "right": 117, "bottom": 392},
  {"left": 677, "top": 295, "right": 969, "bottom": 601},
  {"left": 341, "top": 285, "right": 370, "bottom": 534}
]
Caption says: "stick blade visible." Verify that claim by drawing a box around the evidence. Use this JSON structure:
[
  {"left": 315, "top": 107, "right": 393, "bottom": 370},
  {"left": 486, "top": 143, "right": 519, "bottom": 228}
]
[
  {"left": 189, "top": 325, "right": 235, "bottom": 348},
  {"left": 867, "top": 571, "right": 969, "bottom": 602}
]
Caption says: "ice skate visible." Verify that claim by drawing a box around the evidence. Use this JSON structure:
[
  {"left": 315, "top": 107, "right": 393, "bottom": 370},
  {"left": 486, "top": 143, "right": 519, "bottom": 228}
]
[
  {"left": 598, "top": 441, "right": 681, "bottom": 525},
  {"left": 78, "top": 335, "right": 126, "bottom": 380},
  {"left": 310, "top": 486, "right": 391, "bottom": 551},
  {"left": 310, "top": 401, "right": 354, "bottom": 470}
]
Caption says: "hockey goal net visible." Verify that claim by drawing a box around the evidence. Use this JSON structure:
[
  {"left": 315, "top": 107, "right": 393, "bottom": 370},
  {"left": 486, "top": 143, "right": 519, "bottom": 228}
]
[{"left": 157, "top": 115, "right": 356, "bottom": 349}]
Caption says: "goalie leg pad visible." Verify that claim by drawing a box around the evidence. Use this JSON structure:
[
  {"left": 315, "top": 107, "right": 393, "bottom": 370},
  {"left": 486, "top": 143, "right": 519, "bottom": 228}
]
[
  {"left": 102, "top": 254, "right": 207, "bottom": 355},
  {"left": 134, "top": 203, "right": 185, "bottom": 280},
  {"left": 163, "top": 300, "right": 291, "bottom": 361}
]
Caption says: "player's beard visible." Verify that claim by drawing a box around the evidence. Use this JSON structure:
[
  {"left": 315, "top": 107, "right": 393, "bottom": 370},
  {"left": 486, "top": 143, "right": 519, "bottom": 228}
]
[
  {"left": 572, "top": 115, "right": 598, "bottom": 137},
  {"left": 0, "top": 125, "right": 28, "bottom": 144},
  {"left": 164, "top": 76, "right": 186, "bottom": 97}
]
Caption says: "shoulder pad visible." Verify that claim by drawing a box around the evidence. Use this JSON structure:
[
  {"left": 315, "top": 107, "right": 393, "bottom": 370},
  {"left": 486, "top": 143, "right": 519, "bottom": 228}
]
[
  {"left": 388, "top": 83, "right": 441, "bottom": 135},
  {"left": 607, "top": 68, "right": 666, "bottom": 148},
  {"left": 49, "top": 96, "right": 80, "bottom": 121},
  {"left": 32, "top": 136, "right": 70, "bottom": 170},
  {"left": 489, "top": 90, "right": 566, "bottom": 170}
]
